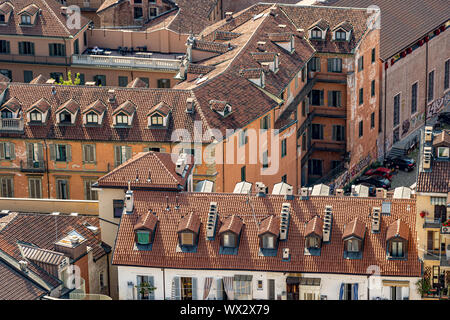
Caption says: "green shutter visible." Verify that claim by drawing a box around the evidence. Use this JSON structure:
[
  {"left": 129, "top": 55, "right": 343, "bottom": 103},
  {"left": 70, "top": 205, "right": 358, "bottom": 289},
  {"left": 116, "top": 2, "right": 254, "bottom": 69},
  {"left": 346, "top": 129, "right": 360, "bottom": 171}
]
[
  {"left": 37, "top": 143, "right": 44, "bottom": 161},
  {"left": 66, "top": 144, "right": 72, "bottom": 162},
  {"left": 9, "top": 143, "right": 15, "bottom": 160},
  {"left": 136, "top": 231, "right": 150, "bottom": 244},
  {"left": 125, "top": 146, "right": 132, "bottom": 161},
  {"left": 18, "top": 42, "right": 23, "bottom": 54},
  {"left": 320, "top": 90, "right": 324, "bottom": 106},
  {"left": 49, "top": 144, "right": 56, "bottom": 161},
  {"left": 0, "top": 142, "right": 4, "bottom": 160},
  {"left": 192, "top": 277, "right": 198, "bottom": 300},
  {"left": 114, "top": 145, "right": 121, "bottom": 167}
]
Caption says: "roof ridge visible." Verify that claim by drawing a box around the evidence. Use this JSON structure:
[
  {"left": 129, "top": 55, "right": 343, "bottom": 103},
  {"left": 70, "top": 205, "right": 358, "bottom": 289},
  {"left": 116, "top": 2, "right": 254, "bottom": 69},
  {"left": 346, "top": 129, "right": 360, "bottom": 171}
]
[
  {"left": 41, "top": 0, "right": 72, "bottom": 37},
  {"left": 153, "top": 153, "right": 181, "bottom": 185}
]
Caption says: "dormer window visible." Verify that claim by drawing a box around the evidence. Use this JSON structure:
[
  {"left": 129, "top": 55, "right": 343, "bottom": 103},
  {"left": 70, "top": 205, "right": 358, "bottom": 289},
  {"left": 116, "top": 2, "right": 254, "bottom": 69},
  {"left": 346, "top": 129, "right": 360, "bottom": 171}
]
[
  {"left": 342, "top": 218, "right": 365, "bottom": 259},
  {"left": 86, "top": 112, "right": 98, "bottom": 124},
  {"left": 30, "top": 110, "right": 42, "bottom": 122},
  {"left": 306, "top": 236, "right": 320, "bottom": 248},
  {"left": 346, "top": 239, "right": 360, "bottom": 252},
  {"left": 180, "top": 232, "right": 194, "bottom": 246},
  {"left": 438, "top": 147, "right": 449, "bottom": 158},
  {"left": 134, "top": 211, "right": 158, "bottom": 248},
  {"left": 261, "top": 234, "right": 275, "bottom": 249},
  {"left": 151, "top": 114, "right": 163, "bottom": 126},
  {"left": 386, "top": 219, "right": 409, "bottom": 259},
  {"left": 147, "top": 102, "right": 171, "bottom": 128},
  {"left": 112, "top": 100, "right": 136, "bottom": 127},
  {"left": 82, "top": 100, "right": 106, "bottom": 126},
  {"left": 389, "top": 240, "right": 404, "bottom": 258},
  {"left": 223, "top": 233, "right": 236, "bottom": 248},
  {"left": 218, "top": 215, "right": 243, "bottom": 251},
  {"left": 305, "top": 216, "right": 323, "bottom": 255},
  {"left": 59, "top": 111, "right": 71, "bottom": 124},
  {"left": 0, "top": 14, "right": 5, "bottom": 23},
  {"left": 177, "top": 212, "right": 200, "bottom": 248},
  {"left": 311, "top": 28, "right": 322, "bottom": 39},
  {"left": 116, "top": 113, "right": 128, "bottom": 125},
  {"left": 0, "top": 2, "right": 14, "bottom": 25},
  {"left": 21, "top": 14, "right": 31, "bottom": 25},
  {"left": 258, "top": 215, "right": 279, "bottom": 251},
  {"left": 335, "top": 30, "right": 346, "bottom": 41},
  {"left": 209, "top": 100, "right": 232, "bottom": 117},
  {"left": 136, "top": 230, "right": 150, "bottom": 245},
  {"left": 1, "top": 109, "right": 12, "bottom": 118}
]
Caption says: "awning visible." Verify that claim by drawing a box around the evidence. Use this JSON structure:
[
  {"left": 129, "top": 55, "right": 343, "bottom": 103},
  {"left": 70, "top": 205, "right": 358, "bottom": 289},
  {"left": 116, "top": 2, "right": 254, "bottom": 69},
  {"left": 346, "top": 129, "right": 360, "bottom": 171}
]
[
  {"left": 382, "top": 280, "right": 409, "bottom": 287},
  {"left": 431, "top": 197, "right": 447, "bottom": 205}
]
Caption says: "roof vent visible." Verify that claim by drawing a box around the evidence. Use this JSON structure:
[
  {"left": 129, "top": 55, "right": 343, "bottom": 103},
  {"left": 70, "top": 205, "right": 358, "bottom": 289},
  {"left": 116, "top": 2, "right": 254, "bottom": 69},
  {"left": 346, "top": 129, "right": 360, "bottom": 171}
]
[
  {"left": 255, "top": 182, "right": 268, "bottom": 197},
  {"left": 424, "top": 126, "right": 433, "bottom": 142},
  {"left": 206, "top": 202, "right": 218, "bottom": 240},
  {"left": 322, "top": 205, "right": 333, "bottom": 243},
  {"left": 282, "top": 248, "right": 290, "bottom": 261},
  {"left": 257, "top": 41, "right": 266, "bottom": 52},
  {"left": 300, "top": 187, "right": 309, "bottom": 200},
  {"left": 335, "top": 189, "right": 344, "bottom": 196},
  {"left": 225, "top": 12, "right": 233, "bottom": 21},
  {"left": 108, "top": 89, "right": 116, "bottom": 104},
  {"left": 279, "top": 203, "right": 291, "bottom": 241},
  {"left": 423, "top": 146, "right": 432, "bottom": 170},
  {"left": 186, "top": 97, "right": 195, "bottom": 114},
  {"left": 371, "top": 207, "right": 381, "bottom": 233},
  {"left": 19, "top": 260, "right": 28, "bottom": 272},
  {"left": 85, "top": 81, "right": 96, "bottom": 86},
  {"left": 278, "top": 24, "right": 286, "bottom": 29},
  {"left": 51, "top": 212, "right": 60, "bottom": 216}
]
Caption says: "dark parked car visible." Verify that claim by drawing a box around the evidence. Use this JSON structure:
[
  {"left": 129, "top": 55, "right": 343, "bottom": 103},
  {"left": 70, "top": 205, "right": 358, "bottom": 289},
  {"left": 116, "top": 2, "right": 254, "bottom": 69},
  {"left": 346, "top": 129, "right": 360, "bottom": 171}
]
[
  {"left": 384, "top": 156, "right": 416, "bottom": 172},
  {"left": 438, "top": 112, "right": 450, "bottom": 125},
  {"left": 354, "top": 176, "right": 391, "bottom": 189}
]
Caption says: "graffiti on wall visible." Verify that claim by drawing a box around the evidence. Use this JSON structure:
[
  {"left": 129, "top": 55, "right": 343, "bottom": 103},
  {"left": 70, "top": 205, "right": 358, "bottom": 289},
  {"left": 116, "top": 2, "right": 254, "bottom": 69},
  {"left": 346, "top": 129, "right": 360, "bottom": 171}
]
[
  {"left": 332, "top": 154, "right": 373, "bottom": 189},
  {"left": 427, "top": 91, "right": 450, "bottom": 119}
]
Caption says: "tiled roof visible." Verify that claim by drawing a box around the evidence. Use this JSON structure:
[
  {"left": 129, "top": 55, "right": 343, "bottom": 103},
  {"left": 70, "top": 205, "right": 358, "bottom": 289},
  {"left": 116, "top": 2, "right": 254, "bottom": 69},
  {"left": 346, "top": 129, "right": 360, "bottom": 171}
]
[
  {"left": 342, "top": 218, "right": 366, "bottom": 239},
  {"left": 251, "top": 52, "right": 277, "bottom": 62},
  {"left": 19, "top": 243, "right": 66, "bottom": 266},
  {"left": 214, "top": 30, "right": 242, "bottom": 40},
  {"left": 0, "top": 0, "right": 90, "bottom": 38},
  {"left": 113, "top": 192, "right": 421, "bottom": 277},
  {"left": 239, "top": 68, "right": 263, "bottom": 79},
  {"left": 280, "top": 4, "right": 373, "bottom": 54},
  {"left": 209, "top": 99, "right": 230, "bottom": 112},
  {"left": 267, "top": 32, "right": 293, "bottom": 42},
  {"left": 309, "top": 18, "right": 330, "bottom": 31},
  {"left": 177, "top": 212, "right": 201, "bottom": 233},
  {"left": 0, "top": 212, "right": 109, "bottom": 290},
  {"left": 96, "top": 151, "right": 194, "bottom": 190},
  {"left": 97, "top": 0, "right": 121, "bottom": 12},
  {"left": 126, "top": 78, "right": 148, "bottom": 89},
  {"left": 193, "top": 39, "right": 232, "bottom": 53},
  {"left": 187, "top": 63, "right": 216, "bottom": 75},
  {"left": 148, "top": 101, "right": 172, "bottom": 117},
  {"left": 333, "top": 20, "right": 353, "bottom": 32},
  {"left": 1, "top": 97, "right": 21, "bottom": 112},
  {"left": 1, "top": 83, "right": 209, "bottom": 143},
  {"left": 0, "top": 256, "right": 47, "bottom": 300},
  {"left": 29, "top": 74, "right": 48, "bottom": 85},
  {"left": 305, "top": 216, "right": 323, "bottom": 237},
  {"left": 416, "top": 161, "right": 450, "bottom": 193},
  {"left": 322, "top": 0, "right": 450, "bottom": 59},
  {"left": 258, "top": 215, "right": 280, "bottom": 237},
  {"left": 0, "top": 1, "right": 13, "bottom": 14},
  {"left": 57, "top": 99, "right": 79, "bottom": 114},
  {"left": 386, "top": 219, "right": 409, "bottom": 241},
  {"left": 432, "top": 130, "right": 450, "bottom": 147},
  {"left": 0, "top": 72, "right": 11, "bottom": 83},
  {"left": 222, "top": 0, "right": 299, "bottom": 14},
  {"left": 82, "top": 100, "right": 106, "bottom": 115},
  {"left": 112, "top": 100, "right": 136, "bottom": 116},
  {"left": 219, "top": 215, "right": 243, "bottom": 235},
  {"left": 134, "top": 211, "right": 158, "bottom": 231}
]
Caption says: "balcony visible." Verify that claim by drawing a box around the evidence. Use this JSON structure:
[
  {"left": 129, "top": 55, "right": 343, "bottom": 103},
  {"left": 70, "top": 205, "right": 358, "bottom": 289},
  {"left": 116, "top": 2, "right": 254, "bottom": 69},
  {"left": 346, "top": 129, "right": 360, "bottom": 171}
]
[
  {"left": 20, "top": 160, "right": 46, "bottom": 173},
  {"left": 423, "top": 218, "right": 443, "bottom": 229},
  {"left": 0, "top": 118, "right": 24, "bottom": 132},
  {"left": 0, "top": 53, "right": 71, "bottom": 65},
  {"left": 72, "top": 49, "right": 182, "bottom": 71},
  {"left": 314, "top": 72, "right": 348, "bottom": 84}
]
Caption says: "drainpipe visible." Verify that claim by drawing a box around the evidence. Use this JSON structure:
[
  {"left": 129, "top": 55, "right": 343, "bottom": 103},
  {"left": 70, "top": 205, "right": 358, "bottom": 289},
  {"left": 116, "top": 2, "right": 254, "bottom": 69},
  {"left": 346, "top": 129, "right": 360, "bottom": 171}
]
[
  {"left": 162, "top": 268, "right": 166, "bottom": 300},
  {"left": 44, "top": 139, "right": 50, "bottom": 198},
  {"left": 424, "top": 40, "right": 429, "bottom": 126},
  {"left": 106, "top": 253, "right": 111, "bottom": 298},
  {"left": 367, "top": 275, "right": 370, "bottom": 300},
  {"left": 383, "top": 62, "right": 387, "bottom": 158}
]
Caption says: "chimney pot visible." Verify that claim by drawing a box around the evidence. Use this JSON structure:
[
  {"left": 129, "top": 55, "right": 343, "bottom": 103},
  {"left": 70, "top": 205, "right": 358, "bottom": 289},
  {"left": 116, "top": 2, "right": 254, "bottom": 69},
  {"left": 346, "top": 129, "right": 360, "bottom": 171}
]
[
  {"left": 19, "top": 260, "right": 28, "bottom": 272},
  {"left": 257, "top": 41, "right": 266, "bottom": 51},
  {"left": 225, "top": 12, "right": 233, "bottom": 21}
]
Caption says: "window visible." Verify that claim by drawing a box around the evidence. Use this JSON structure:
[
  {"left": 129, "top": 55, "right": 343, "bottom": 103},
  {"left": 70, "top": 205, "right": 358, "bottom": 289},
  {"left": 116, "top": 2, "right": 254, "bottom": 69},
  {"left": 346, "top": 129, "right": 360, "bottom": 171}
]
[
  {"left": 56, "top": 179, "right": 69, "bottom": 199},
  {"left": 114, "top": 145, "right": 132, "bottom": 166},
  {"left": 393, "top": 94, "right": 400, "bottom": 126},
  {"left": 0, "top": 69, "right": 11, "bottom": 80},
  {"left": 302, "top": 134, "right": 306, "bottom": 151},
  {"left": 151, "top": 114, "right": 164, "bottom": 126},
  {"left": 239, "top": 128, "right": 248, "bottom": 146},
  {"left": 358, "top": 56, "right": 364, "bottom": 72},
  {"left": 445, "top": 60, "right": 449, "bottom": 90},
  {"left": 84, "top": 178, "right": 98, "bottom": 200},
  {"left": 438, "top": 147, "right": 449, "bottom": 158},
  {"left": 181, "top": 232, "right": 194, "bottom": 246},
  {"left": 347, "top": 239, "right": 359, "bottom": 252},
  {"left": 308, "top": 159, "right": 322, "bottom": 176},
  {"left": 49, "top": 43, "right": 66, "bottom": 57},
  {"left": 241, "top": 166, "right": 246, "bottom": 182},
  {"left": 371, "top": 112, "right": 375, "bottom": 129},
  {"left": 24, "top": 70, "right": 33, "bottom": 83},
  {"left": 83, "top": 144, "right": 96, "bottom": 163},
  {"left": 136, "top": 231, "right": 150, "bottom": 245},
  {"left": 331, "top": 160, "right": 340, "bottom": 170},
  {"left": 260, "top": 114, "right": 271, "bottom": 130},
  {"left": 262, "top": 150, "right": 269, "bottom": 169},
  {"left": 140, "top": 78, "right": 149, "bottom": 87},
  {"left": 308, "top": 57, "right": 320, "bottom": 72},
  {"left": 136, "top": 275, "right": 155, "bottom": 300},
  {"left": 0, "top": 14, "right": 4, "bottom": 23},
  {"left": 310, "top": 90, "right": 324, "bottom": 106},
  {"left": 1, "top": 109, "right": 12, "bottom": 118},
  {"left": 134, "top": 7, "right": 143, "bottom": 19},
  {"left": 332, "top": 125, "right": 345, "bottom": 141},
  {"left": 371, "top": 80, "right": 375, "bottom": 97},
  {"left": 50, "top": 72, "right": 63, "bottom": 82},
  {"left": 428, "top": 70, "right": 434, "bottom": 102},
  {"left": 28, "top": 178, "right": 42, "bottom": 199},
  {"left": 78, "top": 73, "right": 85, "bottom": 85},
  {"left": 83, "top": 32, "right": 87, "bottom": 46},
  {"left": 328, "top": 90, "right": 341, "bottom": 107},
  {"left": 411, "top": 82, "right": 418, "bottom": 114},
  {"left": 358, "top": 120, "right": 363, "bottom": 137},
  {"left": 116, "top": 113, "right": 128, "bottom": 125},
  {"left": 118, "top": 76, "right": 128, "bottom": 87},
  {"left": 306, "top": 236, "right": 320, "bottom": 248},
  {"left": 262, "top": 234, "right": 275, "bottom": 249},
  {"left": 311, "top": 124, "right": 323, "bottom": 140},
  {"left": 52, "top": 144, "right": 70, "bottom": 162},
  {"left": 222, "top": 233, "right": 236, "bottom": 248},
  {"left": 0, "top": 176, "right": 13, "bottom": 197},
  {"left": 0, "top": 142, "right": 14, "bottom": 160},
  {"left": 327, "top": 58, "right": 342, "bottom": 73},
  {"left": 390, "top": 286, "right": 403, "bottom": 300},
  {"left": 0, "top": 40, "right": 10, "bottom": 54},
  {"left": 30, "top": 111, "right": 42, "bottom": 122},
  {"left": 234, "top": 277, "right": 252, "bottom": 300},
  {"left": 27, "top": 143, "right": 43, "bottom": 164},
  {"left": 18, "top": 41, "right": 34, "bottom": 55},
  {"left": 281, "top": 139, "right": 287, "bottom": 157},
  {"left": 302, "top": 101, "right": 306, "bottom": 116},
  {"left": 335, "top": 30, "right": 346, "bottom": 40},
  {"left": 94, "top": 75, "right": 106, "bottom": 86},
  {"left": 393, "top": 127, "right": 400, "bottom": 144},
  {"left": 390, "top": 241, "right": 404, "bottom": 257},
  {"left": 371, "top": 48, "right": 376, "bottom": 63},
  {"left": 157, "top": 79, "right": 170, "bottom": 88},
  {"left": 21, "top": 14, "right": 31, "bottom": 25},
  {"left": 341, "top": 283, "right": 357, "bottom": 300},
  {"left": 113, "top": 199, "right": 124, "bottom": 218},
  {"left": 311, "top": 28, "right": 322, "bottom": 39},
  {"left": 59, "top": 111, "right": 71, "bottom": 124},
  {"left": 181, "top": 277, "right": 193, "bottom": 300},
  {"left": 74, "top": 39, "right": 79, "bottom": 55},
  {"left": 149, "top": 7, "right": 158, "bottom": 17},
  {"left": 358, "top": 88, "right": 363, "bottom": 105},
  {"left": 86, "top": 112, "right": 98, "bottom": 124}
]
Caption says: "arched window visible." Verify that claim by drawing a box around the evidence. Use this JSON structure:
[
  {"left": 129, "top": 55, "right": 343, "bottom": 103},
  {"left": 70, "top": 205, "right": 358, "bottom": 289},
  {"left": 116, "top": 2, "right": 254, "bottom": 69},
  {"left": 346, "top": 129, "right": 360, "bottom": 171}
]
[
  {"left": 86, "top": 112, "right": 98, "bottom": 124},
  {"left": 335, "top": 30, "right": 347, "bottom": 40},
  {"left": 1, "top": 109, "right": 13, "bottom": 118},
  {"left": 151, "top": 114, "right": 164, "bottom": 126},
  {"left": 311, "top": 28, "right": 322, "bottom": 39},
  {"left": 30, "top": 110, "right": 42, "bottom": 122},
  {"left": 116, "top": 113, "right": 128, "bottom": 125}
]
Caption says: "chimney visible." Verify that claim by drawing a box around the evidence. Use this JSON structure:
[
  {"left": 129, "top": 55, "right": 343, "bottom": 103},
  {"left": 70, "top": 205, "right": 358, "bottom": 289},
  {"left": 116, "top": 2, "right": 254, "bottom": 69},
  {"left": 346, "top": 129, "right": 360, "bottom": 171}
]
[
  {"left": 371, "top": 207, "right": 381, "bottom": 233},
  {"left": 269, "top": 7, "right": 277, "bottom": 16},
  {"left": 108, "top": 89, "right": 116, "bottom": 104},
  {"left": 257, "top": 41, "right": 266, "bottom": 52},
  {"left": 19, "top": 260, "right": 28, "bottom": 272},
  {"left": 255, "top": 182, "right": 268, "bottom": 197},
  {"left": 300, "top": 187, "right": 309, "bottom": 200},
  {"left": 186, "top": 97, "right": 195, "bottom": 114},
  {"left": 225, "top": 12, "right": 233, "bottom": 21},
  {"left": 351, "top": 185, "right": 357, "bottom": 196},
  {"left": 282, "top": 248, "right": 290, "bottom": 261},
  {"left": 335, "top": 189, "right": 344, "bottom": 196},
  {"left": 297, "top": 28, "right": 305, "bottom": 38},
  {"left": 376, "top": 188, "right": 387, "bottom": 198},
  {"left": 46, "top": 79, "right": 56, "bottom": 85},
  {"left": 85, "top": 81, "right": 96, "bottom": 86},
  {"left": 69, "top": 235, "right": 80, "bottom": 246},
  {"left": 175, "top": 153, "right": 187, "bottom": 175},
  {"left": 125, "top": 182, "right": 134, "bottom": 214},
  {"left": 278, "top": 24, "right": 286, "bottom": 29},
  {"left": 424, "top": 126, "right": 433, "bottom": 142},
  {"left": 51, "top": 86, "right": 56, "bottom": 95}
]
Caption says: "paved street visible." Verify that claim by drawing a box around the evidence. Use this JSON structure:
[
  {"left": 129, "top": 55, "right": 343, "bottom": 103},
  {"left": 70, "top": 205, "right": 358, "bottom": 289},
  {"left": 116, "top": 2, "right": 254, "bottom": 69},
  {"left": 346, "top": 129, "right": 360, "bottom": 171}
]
[{"left": 389, "top": 148, "right": 420, "bottom": 189}]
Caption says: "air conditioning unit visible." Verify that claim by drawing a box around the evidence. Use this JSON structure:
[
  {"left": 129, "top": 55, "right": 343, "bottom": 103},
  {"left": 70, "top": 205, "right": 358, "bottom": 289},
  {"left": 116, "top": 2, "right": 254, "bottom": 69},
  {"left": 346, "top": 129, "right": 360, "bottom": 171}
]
[
  {"left": 282, "top": 248, "right": 290, "bottom": 260},
  {"left": 424, "top": 126, "right": 433, "bottom": 142}
]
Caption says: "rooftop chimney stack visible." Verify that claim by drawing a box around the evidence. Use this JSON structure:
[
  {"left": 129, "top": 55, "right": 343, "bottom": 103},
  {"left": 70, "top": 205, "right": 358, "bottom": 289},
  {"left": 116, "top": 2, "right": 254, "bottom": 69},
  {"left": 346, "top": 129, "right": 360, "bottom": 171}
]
[
  {"left": 335, "top": 189, "right": 344, "bottom": 196},
  {"left": 300, "top": 187, "right": 309, "bottom": 200},
  {"left": 186, "top": 97, "right": 195, "bottom": 114},
  {"left": 125, "top": 182, "right": 134, "bottom": 214},
  {"left": 108, "top": 89, "right": 116, "bottom": 104},
  {"left": 19, "top": 260, "right": 28, "bottom": 272},
  {"left": 424, "top": 126, "right": 433, "bottom": 142},
  {"left": 225, "top": 12, "right": 233, "bottom": 21},
  {"left": 255, "top": 182, "right": 268, "bottom": 197},
  {"left": 376, "top": 188, "right": 387, "bottom": 198},
  {"left": 175, "top": 153, "right": 188, "bottom": 176}
]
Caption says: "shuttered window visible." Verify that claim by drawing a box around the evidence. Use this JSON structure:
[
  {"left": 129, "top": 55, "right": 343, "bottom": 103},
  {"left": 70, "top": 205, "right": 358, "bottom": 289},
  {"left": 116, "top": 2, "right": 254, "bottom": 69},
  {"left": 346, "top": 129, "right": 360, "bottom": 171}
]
[
  {"left": 327, "top": 58, "right": 342, "bottom": 72},
  {"left": 136, "top": 275, "right": 155, "bottom": 300},
  {"left": 82, "top": 144, "right": 96, "bottom": 163},
  {"left": 393, "top": 94, "right": 400, "bottom": 126},
  {"left": 411, "top": 82, "right": 418, "bottom": 114},
  {"left": 0, "top": 142, "right": 15, "bottom": 160},
  {"left": 0, "top": 40, "right": 10, "bottom": 54},
  {"left": 0, "top": 176, "right": 13, "bottom": 197},
  {"left": 428, "top": 70, "right": 434, "bottom": 102},
  {"left": 18, "top": 41, "right": 34, "bottom": 55},
  {"left": 49, "top": 43, "right": 66, "bottom": 57},
  {"left": 50, "top": 144, "right": 71, "bottom": 162},
  {"left": 136, "top": 231, "right": 150, "bottom": 245},
  {"left": 260, "top": 114, "right": 271, "bottom": 130},
  {"left": 28, "top": 178, "right": 42, "bottom": 198},
  {"left": 332, "top": 125, "right": 345, "bottom": 141},
  {"left": 310, "top": 90, "right": 324, "bottom": 106},
  {"left": 311, "top": 124, "right": 323, "bottom": 140},
  {"left": 328, "top": 90, "right": 341, "bottom": 107},
  {"left": 84, "top": 179, "right": 98, "bottom": 200},
  {"left": 56, "top": 179, "right": 69, "bottom": 199},
  {"left": 114, "top": 145, "right": 132, "bottom": 167}
]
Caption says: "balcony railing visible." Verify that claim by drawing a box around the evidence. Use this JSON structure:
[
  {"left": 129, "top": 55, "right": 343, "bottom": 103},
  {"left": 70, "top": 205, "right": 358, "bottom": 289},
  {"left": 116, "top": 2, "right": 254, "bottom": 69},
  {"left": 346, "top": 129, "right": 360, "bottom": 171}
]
[
  {"left": 0, "top": 118, "right": 24, "bottom": 132},
  {"left": 20, "top": 160, "right": 46, "bottom": 173},
  {"left": 72, "top": 54, "right": 181, "bottom": 71},
  {"left": 423, "top": 218, "right": 443, "bottom": 229},
  {"left": 0, "top": 53, "right": 71, "bottom": 65}
]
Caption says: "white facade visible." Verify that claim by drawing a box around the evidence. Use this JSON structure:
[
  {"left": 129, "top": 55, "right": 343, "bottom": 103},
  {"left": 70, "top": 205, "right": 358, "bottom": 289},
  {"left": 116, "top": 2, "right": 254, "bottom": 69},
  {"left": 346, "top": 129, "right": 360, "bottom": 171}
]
[{"left": 117, "top": 265, "right": 421, "bottom": 301}]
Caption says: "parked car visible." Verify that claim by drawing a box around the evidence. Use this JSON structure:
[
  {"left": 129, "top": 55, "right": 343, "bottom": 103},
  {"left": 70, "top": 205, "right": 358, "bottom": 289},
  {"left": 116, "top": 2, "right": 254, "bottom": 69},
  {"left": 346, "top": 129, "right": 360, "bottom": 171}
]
[
  {"left": 364, "top": 167, "right": 393, "bottom": 180},
  {"left": 438, "top": 112, "right": 450, "bottom": 125},
  {"left": 354, "top": 176, "right": 391, "bottom": 189},
  {"left": 384, "top": 156, "right": 416, "bottom": 172}
]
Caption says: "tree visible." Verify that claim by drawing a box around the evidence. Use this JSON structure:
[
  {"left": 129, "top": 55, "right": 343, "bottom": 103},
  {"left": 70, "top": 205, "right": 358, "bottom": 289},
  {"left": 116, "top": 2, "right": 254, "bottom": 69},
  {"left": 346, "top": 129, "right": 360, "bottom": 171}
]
[
  {"left": 416, "top": 278, "right": 431, "bottom": 297},
  {"left": 56, "top": 71, "right": 81, "bottom": 86}
]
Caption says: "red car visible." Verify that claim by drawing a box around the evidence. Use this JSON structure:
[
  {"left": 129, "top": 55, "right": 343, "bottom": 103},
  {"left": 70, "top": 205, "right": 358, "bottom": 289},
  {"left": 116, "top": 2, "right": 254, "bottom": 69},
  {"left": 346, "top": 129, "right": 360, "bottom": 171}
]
[{"left": 364, "top": 167, "right": 393, "bottom": 180}]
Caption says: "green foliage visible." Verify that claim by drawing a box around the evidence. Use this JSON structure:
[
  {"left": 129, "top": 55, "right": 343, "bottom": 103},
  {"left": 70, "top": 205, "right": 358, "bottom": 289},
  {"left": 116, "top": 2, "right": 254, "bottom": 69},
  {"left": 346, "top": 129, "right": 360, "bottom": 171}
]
[
  {"left": 56, "top": 71, "right": 81, "bottom": 86},
  {"left": 416, "top": 278, "right": 431, "bottom": 296},
  {"left": 135, "top": 282, "right": 156, "bottom": 297}
]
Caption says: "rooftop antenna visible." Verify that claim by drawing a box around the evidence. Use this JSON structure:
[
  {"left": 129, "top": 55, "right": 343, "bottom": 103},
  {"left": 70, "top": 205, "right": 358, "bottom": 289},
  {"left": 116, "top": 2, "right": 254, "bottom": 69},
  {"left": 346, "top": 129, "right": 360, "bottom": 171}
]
[
  {"left": 165, "top": 196, "right": 170, "bottom": 211},
  {"left": 135, "top": 168, "right": 139, "bottom": 182},
  {"left": 147, "top": 169, "right": 151, "bottom": 183}
]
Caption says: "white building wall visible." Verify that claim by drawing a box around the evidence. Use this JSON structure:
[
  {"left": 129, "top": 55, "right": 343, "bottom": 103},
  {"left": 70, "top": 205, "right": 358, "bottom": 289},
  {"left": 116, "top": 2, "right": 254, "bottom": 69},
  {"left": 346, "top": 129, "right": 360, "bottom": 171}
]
[{"left": 117, "top": 266, "right": 421, "bottom": 300}]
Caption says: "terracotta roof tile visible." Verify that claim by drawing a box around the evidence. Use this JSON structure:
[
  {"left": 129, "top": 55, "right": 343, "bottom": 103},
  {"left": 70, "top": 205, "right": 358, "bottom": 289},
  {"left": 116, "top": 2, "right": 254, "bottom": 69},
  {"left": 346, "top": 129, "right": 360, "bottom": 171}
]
[
  {"left": 258, "top": 215, "right": 280, "bottom": 237},
  {"left": 29, "top": 97, "right": 51, "bottom": 113},
  {"left": 82, "top": 99, "right": 106, "bottom": 114},
  {"left": 219, "top": 215, "right": 243, "bottom": 235},
  {"left": 309, "top": 18, "right": 330, "bottom": 31},
  {"left": 417, "top": 161, "right": 450, "bottom": 193},
  {"left": 148, "top": 101, "right": 172, "bottom": 117},
  {"left": 187, "top": 63, "right": 216, "bottom": 75},
  {"left": 305, "top": 216, "right": 323, "bottom": 238},
  {"left": 29, "top": 74, "right": 48, "bottom": 85},
  {"left": 134, "top": 211, "right": 158, "bottom": 231},
  {"left": 57, "top": 99, "right": 79, "bottom": 114},
  {"left": 267, "top": 32, "right": 293, "bottom": 42},
  {"left": 432, "top": 130, "right": 450, "bottom": 147},
  {"left": 177, "top": 212, "right": 201, "bottom": 233},
  {"left": 126, "top": 78, "right": 148, "bottom": 88},
  {"left": 214, "top": 30, "right": 242, "bottom": 40},
  {"left": 0, "top": 1, "right": 13, "bottom": 14},
  {"left": 342, "top": 218, "right": 366, "bottom": 239},
  {"left": 386, "top": 219, "right": 409, "bottom": 241},
  {"left": 1, "top": 97, "right": 21, "bottom": 112},
  {"left": 193, "top": 39, "right": 232, "bottom": 53}
]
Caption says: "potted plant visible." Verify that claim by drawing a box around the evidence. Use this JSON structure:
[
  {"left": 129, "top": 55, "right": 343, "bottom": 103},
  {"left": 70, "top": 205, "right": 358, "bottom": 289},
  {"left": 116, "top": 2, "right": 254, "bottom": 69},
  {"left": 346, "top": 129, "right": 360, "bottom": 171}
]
[
  {"left": 420, "top": 211, "right": 427, "bottom": 218},
  {"left": 416, "top": 278, "right": 431, "bottom": 297},
  {"left": 135, "top": 281, "right": 157, "bottom": 299}
]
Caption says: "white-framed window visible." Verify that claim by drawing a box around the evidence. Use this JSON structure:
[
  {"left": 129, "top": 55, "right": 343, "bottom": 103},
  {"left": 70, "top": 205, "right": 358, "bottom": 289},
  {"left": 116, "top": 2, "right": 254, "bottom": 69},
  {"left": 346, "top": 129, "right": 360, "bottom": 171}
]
[
  {"left": 59, "top": 111, "right": 71, "bottom": 124},
  {"left": 116, "top": 113, "right": 128, "bottom": 125},
  {"left": 136, "top": 275, "right": 155, "bottom": 300},
  {"left": 30, "top": 111, "right": 42, "bottom": 122},
  {"left": 151, "top": 114, "right": 164, "bottom": 126},
  {"left": 311, "top": 28, "right": 322, "bottom": 39},
  {"left": 347, "top": 239, "right": 359, "bottom": 252},
  {"left": 21, "top": 14, "right": 31, "bottom": 25},
  {"left": 335, "top": 30, "right": 346, "bottom": 40},
  {"left": 222, "top": 233, "right": 236, "bottom": 248},
  {"left": 86, "top": 112, "right": 98, "bottom": 124},
  {"left": 234, "top": 277, "right": 252, "bottom": 300},
  {"left": 391, "top": 241, "right": 404, "bottom": 257},
  {"left": 262, "top": 234, "right": 275, "bottom": 249},
  {"left": 0, "top": 176, "right": 14, "bottom": 197},
  {"left": 437, "top": 147, "right": 449, "bottom": 158}
]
